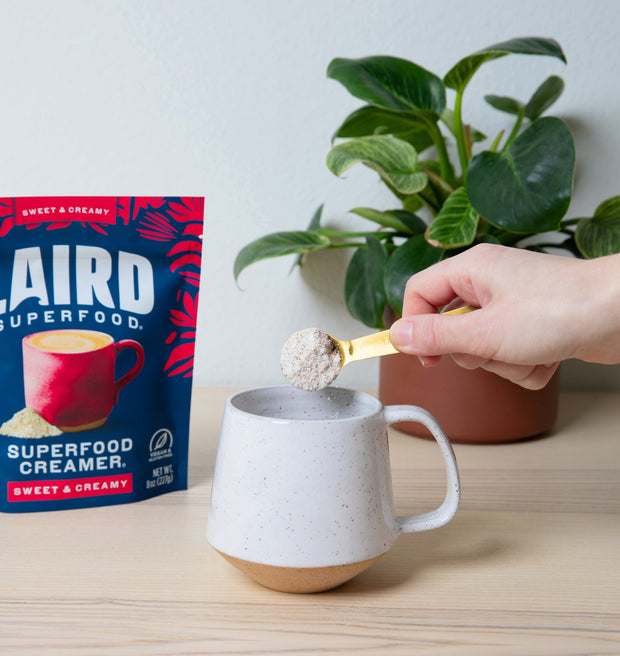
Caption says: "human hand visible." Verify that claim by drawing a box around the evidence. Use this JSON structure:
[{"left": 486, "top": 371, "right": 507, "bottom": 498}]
[{"left": 389, "top": 244, "right": 620, "bottom": 389}]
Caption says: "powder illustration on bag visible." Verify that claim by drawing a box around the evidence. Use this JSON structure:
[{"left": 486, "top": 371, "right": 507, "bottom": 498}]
[{"left": 0, "top": 196, "right": 203, "bottom": 512}]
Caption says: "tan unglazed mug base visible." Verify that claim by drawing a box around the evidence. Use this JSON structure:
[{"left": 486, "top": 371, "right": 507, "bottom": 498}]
[{"left": 216, "top": 549, "right": 383, "bottom": 593}]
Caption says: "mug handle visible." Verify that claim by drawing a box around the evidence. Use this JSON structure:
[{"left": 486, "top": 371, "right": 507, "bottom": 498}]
[
  {"left": 384, "top": 405, "right": 460, "bottom": 533},
  {"left": 113, "top": 340, "right": 145, "bottom": 403}
]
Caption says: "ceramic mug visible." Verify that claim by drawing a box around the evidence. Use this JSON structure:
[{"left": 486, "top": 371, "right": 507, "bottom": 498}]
[
  {"left": 207, "top": 386, "right": 460, "bottom": 593},
  {"left": 23, "top": 329, "right": 145, "bottom": 432}
]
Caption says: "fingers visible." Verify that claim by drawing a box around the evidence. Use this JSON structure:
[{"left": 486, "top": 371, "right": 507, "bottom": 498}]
[
  {"left": 450, "top": 353, "right": 489, "bottom": 369},
  {"left": 390, "top": 313, "right": 560, "bottom": 389},
  {"left": 451, "top": 357, "right": 559, "bottom": 390},
  {"left": 390, "top": 311, "right": 489, "bottom": 358},
  {"left": 400, "top": 244, "right": 497, "bottom": 316},
  {"left": 418, "top": 354, "right": 441, "bottom": 368},
  {"left": 449, "top": 352, "right": 560, "bottom": 389}
]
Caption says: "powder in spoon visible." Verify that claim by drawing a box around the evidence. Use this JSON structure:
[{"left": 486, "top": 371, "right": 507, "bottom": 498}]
[{"left": 280, "top": 328, "right": 342, "bottom": 392}]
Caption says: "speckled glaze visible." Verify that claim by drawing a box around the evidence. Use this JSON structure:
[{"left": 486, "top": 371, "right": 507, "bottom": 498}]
[{"left": 207, "top": 386, "right": 460, "bottom": 592}]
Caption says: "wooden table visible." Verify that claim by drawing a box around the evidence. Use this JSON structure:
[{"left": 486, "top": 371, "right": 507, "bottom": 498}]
[{"left": 1, "top": 388, "right": 619, "bottom": 655}]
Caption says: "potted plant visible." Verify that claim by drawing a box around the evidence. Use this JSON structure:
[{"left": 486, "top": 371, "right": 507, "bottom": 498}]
[{"left": 234, "top": 36, "right": 620, "bottom": 443}]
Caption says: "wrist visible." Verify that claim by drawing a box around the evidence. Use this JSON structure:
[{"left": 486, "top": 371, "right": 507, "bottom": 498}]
[{"left": 574, "top": 254, "right": 620, "bottom": 364}]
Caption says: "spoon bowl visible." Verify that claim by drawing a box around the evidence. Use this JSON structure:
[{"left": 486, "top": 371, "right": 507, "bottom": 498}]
[{"left": 280, "top": 305, "right": 476, "bottom": 392}]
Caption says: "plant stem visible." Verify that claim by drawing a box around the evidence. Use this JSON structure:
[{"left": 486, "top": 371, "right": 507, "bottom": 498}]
[
  {"left": 501, "top": 110, "right": 524, "bottom": 152},
  {"left": 325, "top": 241, "right": 366, "bottom": 249},
  {"left": 417, "top": 187, "right": 441, "bottom": 215},
  {"left": 489, "top": 130, "right": 505, "bottom": 153},
  {"left": 464, "top": 125, "right": 472, "bottom": 160},
  {"left": 422, "top": 167, "right": 455, "bottom": 196},
  {"left": 453, "top": 90, "right": 469, "bottom": 180},
  {"left": 322, "top": 235, "right": 406, "bottom": 249},
  {"left": 318, "top": 229, "right": 380, "bottom": 238},
  {"left": 560, "top": 218, "right": 580, "bottom": 227},
  {"left": 429, "top": 122, "right": 456, "bottom": 185}
]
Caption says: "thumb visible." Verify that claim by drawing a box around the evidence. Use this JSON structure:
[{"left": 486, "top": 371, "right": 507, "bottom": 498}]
[{"left": 389, "top": 312, "right": 483, "bottom": 357}]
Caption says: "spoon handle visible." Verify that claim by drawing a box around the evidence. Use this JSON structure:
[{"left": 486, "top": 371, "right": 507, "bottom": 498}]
[
  {"left": 340, "top": 330, "right": 397, "bottom": 366},
  {"left": 341, "top": 304, "right": 476, "bottom": 366}
]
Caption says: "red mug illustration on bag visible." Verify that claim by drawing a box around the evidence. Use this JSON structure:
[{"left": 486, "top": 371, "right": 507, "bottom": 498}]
[{"left": 22, "top": 329, "right": 145, "bottom": 432}]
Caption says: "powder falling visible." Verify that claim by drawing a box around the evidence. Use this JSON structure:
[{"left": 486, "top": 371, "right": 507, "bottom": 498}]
[
  {"left": 0, "top": 408, "right": 63, "bottom": 439},
  {"left": 280, "top": 328, "right": 342, "bottom": 392}
]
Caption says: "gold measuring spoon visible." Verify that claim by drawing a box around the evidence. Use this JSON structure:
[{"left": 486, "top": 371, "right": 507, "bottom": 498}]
[{"left": 281, "top": 305, "right": 476, "bottom": 392}]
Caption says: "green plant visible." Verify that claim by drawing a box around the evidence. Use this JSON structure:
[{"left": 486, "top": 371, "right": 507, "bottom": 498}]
[{"left": 234, "top": 37, "right": 620, "bottom": 329}]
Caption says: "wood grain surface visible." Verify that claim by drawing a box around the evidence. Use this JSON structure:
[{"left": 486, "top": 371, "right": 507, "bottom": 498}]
[{"left": 1, "top": 388, "right": 619, "bottom": 655}]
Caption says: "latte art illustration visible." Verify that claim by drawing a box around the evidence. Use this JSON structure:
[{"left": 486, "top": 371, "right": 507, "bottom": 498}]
[{"left": 24, "top": 330, "right": 113, "bottom": 354}]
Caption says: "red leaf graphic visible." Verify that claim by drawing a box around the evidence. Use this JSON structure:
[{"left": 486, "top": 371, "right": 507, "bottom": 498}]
[
  {"left": 168, "top": 198, "right": 204, "bottom": 222},
  {"left": 164, "top": 342, "right": 195, "bottom": 376},
  {"left": 129, "top": 197, "right": 203, "bottom": 378},
  {"left": 117, "top": 196, "right": 167, "bottom": 224},
  {"left": 170, "top": 309, "right": 195, "bottom": 327},
  {"left": 89, "top": 223, "right": 109, "bottom": 235},
  {"left": 182, "top": 223, "right": 203, "bottom": 238},
  {"left": 0, "top": 216, "right": 15, "bottom": 236},
  {"left": 33, "top": 221, "right": 72, "bottom": 230},
  {"left": 183, "top": 291, "right": 197, "bottom": 316},
  {"left": 177, "top": 271, "right": 201, "bottom": 287},
  {"left": 136, "top": 232, "right": 172, "bottom": 242},
  {"left": 170, "top": 253, "right": 202, "bottom": 273},
  {"left": 137, "top": 212, "right": 177, "bottom": 241},
  {"left": 167, "top": 240, "right": 202, "bottom": 257},
  {"left": 167, "top": 359, "right": 194, "bottom": 378}
]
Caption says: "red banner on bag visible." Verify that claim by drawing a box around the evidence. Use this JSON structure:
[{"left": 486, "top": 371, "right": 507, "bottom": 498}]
[
  {"left": 12, "top": 196, "right": 117, "bottom": 225},
  {"left": 7, "top": 474, "right": 133, "bottom": 501}
]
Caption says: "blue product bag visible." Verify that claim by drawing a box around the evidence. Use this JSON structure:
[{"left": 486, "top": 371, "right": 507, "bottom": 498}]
[{"left": 0, "top": 196, "right": 203, "bottom": 512}]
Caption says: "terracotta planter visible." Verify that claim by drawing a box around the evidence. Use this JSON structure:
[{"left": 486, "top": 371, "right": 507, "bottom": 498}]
[{"left": 379, "top": 353, "right": 560, "bottom": 444}]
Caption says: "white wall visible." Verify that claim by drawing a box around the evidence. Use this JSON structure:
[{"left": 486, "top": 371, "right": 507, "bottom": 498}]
[{"left": 1, "top": 0, "right": 618, "bottom": 390}]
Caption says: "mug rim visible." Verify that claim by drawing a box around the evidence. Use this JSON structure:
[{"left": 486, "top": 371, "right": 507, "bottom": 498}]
[{"left": 227, "top": 385, "right": 383, "bottom": 424}]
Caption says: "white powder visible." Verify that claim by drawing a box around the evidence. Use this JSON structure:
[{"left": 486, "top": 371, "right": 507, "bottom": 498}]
[
  {"left": 280, "top": 328, "right": 342, "bottom": 392},
  {"left": 0, "top": 408, "right": 63, "bottom": 439}
]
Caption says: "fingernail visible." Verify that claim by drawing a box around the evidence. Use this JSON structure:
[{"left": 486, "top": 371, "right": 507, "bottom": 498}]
[
  {"left": 390, "top": 320, "right": 413, "bottom": 348},
  {"left": 419, "top": 356, "right": 432, "bottom": 368}
]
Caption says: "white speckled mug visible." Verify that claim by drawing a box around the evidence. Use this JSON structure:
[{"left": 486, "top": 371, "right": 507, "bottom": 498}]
[{"left": 207, "top": 386, "right": 460, "bottom": 593}]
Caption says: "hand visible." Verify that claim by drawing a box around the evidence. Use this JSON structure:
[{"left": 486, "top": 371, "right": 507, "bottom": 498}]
[{"left": 389, "top": 244, "right": 620, "bottom": 389}]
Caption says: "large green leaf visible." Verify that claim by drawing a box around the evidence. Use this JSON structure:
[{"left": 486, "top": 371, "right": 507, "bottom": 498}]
[
  {"left": 234, "top": 230, "right": 331, "bottom": 281},
  {"left": 327, "top": 56, "right": 446, "bottom": 117},
  {"left": 332, "top": 105, "right": 435, "bottom": 152},
  {"left": 425, "top": 187, "right": 479, "bottom": 248},
  {"left": 384, "top": 235, "right": 444, "bottom": 316},
  {"left": 524, "top": 75, "right": 565, "bottom": 120},
  {"left": 350, "top": 207, "right": 427, "bottom": 234},
  {"left": 345, "top": 235, "right": 388, "bottom": 329},
  {"left": 327, "top": 135, "right": 428, "bottom": 194},
  {"left": 575, "top": 195, "right": 620, "bottom": 258},
  {"left": 444, "top": 37, "right": 566, "bottom": 93},
  {"left": 467, "top": 117, "right": 575, "bottom": 233}
]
